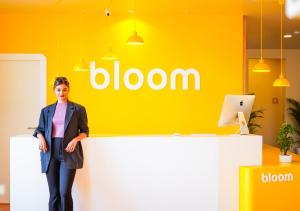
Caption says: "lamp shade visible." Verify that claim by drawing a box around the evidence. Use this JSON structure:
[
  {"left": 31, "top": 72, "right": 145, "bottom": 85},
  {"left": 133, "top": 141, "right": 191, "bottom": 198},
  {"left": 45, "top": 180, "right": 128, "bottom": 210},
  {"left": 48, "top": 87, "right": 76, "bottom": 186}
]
[
  {"left": 127, "top": 31, "right": 144, "bottom": 45},
  {"left": 73, "top": 57, "right": 89, "bottom": 72},
  {"left": 102, "top": 48, "right": 118, "bottom": 60},
  {"left": 272, "top": 1, "right": 291, "bottom": 88},
  {"left": 252, "top": 59, "right": 271, "bottom": 72},
  {"left": 273, "top": 75, "right": 290, "bottom": 87}
]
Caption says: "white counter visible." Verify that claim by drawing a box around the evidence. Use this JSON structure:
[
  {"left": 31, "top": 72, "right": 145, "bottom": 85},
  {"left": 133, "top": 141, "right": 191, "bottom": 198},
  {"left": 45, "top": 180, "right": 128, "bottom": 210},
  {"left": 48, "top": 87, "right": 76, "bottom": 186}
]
[{"left": 10, "top": 135, "right": 262, "bottom": 211}]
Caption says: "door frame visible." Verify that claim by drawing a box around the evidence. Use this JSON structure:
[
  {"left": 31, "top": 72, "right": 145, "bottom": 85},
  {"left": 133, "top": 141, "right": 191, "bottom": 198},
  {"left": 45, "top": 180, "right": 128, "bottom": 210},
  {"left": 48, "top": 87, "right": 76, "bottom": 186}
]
[
  {"left": 0, "top": 54, "right": 47, "bottom": 203},
  {"left": 0, "top": 53, "right": 47, "bottom": 108}
]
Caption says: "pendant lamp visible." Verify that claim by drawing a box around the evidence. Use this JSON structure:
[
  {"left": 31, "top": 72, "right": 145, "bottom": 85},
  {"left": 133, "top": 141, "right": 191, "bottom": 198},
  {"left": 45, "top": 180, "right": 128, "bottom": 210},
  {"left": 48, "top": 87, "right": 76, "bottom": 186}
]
[
  {"left": 73, "top": 57, "right": 89, "bottom": 72},
  {"left": 127, "top": 31, "right": 144, "bottom": 45},
  {"left": 273, "top": 0, "right": 290, "bottom": 87},
  {"left": 102, "top": 47, "right": 118, "bottom": 60},
  {"left": 101, "top": 2, "right": 118, "bottom": 61},
  {"left": 73, "top": 12, "right": 89, "bottom": 72},
  {"left": 127, "top": 0, "right": 144, "bottom": 45},
  {"left": 253, "top": 0, "right": 271, "bottom": 72}
]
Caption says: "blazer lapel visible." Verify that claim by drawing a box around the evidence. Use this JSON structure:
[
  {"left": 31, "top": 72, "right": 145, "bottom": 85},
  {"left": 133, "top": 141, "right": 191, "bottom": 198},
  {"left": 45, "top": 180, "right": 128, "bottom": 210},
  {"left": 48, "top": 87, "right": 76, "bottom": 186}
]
[
  {"left": 47, "top": 102, "right": 57, "bottom": 138},
  {"left": 64, "top": 101, "right": 74, "bottom": 133}
]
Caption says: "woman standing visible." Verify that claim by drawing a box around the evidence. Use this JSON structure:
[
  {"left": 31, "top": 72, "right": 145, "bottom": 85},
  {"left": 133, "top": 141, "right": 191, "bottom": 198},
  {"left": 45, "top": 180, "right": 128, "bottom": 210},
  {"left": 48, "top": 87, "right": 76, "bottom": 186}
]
[{"left": 33, "top": 76, "right": 89, "bottom": 211}]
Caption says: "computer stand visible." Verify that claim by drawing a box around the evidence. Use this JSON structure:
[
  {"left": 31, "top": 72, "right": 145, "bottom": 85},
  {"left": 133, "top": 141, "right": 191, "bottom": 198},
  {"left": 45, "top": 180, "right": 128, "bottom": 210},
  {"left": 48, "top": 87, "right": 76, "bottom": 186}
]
[{"left": 238, "top": 112, "right": 250, "bottom": 135}]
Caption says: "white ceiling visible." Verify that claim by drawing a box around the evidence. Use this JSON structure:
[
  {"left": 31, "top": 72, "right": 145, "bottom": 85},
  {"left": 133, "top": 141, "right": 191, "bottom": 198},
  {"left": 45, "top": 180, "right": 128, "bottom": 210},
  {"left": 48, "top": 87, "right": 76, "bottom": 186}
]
[{"left": 0, "top": 0, "right": 299, "bottom": 49}]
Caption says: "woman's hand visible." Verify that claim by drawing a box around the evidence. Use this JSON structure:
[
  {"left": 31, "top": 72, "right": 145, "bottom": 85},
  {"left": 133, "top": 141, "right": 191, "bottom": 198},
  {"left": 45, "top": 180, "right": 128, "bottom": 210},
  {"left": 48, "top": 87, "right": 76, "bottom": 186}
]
[
  {"left": 38, "top": 138, "right": 47, "bottom": 153},
  {"left": 65, "top": 139, "right": 78, "bottom": 153}
]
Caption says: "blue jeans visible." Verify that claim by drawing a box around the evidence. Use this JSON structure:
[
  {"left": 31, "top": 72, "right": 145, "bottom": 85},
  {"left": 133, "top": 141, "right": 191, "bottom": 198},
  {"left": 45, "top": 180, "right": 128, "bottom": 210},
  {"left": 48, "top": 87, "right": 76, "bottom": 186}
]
[{"left": 46, "top": 138, "right": 76, "bottom": 211}]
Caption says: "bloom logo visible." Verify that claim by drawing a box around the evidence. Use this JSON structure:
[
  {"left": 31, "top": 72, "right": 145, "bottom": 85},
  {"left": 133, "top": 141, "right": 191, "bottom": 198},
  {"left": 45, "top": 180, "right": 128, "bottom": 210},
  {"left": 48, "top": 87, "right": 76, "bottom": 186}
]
[
  {"left": 261, "top": 172, "right": 294, "bottom": 183},
  {"left": 90, "top": 61, "right": 200, "bottom": 90}
]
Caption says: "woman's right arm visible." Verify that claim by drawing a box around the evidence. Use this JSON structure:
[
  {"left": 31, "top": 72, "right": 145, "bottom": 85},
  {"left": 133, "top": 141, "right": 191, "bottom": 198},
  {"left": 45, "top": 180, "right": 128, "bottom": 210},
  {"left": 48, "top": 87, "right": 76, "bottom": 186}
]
[
  {"left": 33, "top": 108, "right": 48, "bottom": 153},
  {"left": 37, "top": 133, "right": 47, "bottom": 153}
]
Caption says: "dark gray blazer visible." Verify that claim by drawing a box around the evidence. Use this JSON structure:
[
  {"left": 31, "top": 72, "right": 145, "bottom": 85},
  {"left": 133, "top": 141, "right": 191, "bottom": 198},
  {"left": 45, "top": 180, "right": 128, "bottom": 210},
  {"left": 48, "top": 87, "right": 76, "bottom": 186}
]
[{"left": 33, "top": 101, "right": 89, "bottom": 173}]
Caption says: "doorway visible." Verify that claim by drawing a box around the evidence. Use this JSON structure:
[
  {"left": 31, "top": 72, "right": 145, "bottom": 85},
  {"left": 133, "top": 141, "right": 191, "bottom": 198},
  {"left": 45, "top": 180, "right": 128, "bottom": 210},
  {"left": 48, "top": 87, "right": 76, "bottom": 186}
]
[
  {"left": 247, "top": 58, "right": 285, "bottom": 146},
  {"left": 0, "top": 54, "right": 46, "bottom": 203}
]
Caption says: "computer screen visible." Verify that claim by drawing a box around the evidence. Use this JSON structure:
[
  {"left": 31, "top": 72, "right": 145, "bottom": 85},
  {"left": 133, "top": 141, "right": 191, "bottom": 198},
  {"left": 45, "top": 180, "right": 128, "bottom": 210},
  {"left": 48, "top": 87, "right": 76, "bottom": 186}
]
[{"left": 218, "top": 95, "right": 255, "bottom": 135}]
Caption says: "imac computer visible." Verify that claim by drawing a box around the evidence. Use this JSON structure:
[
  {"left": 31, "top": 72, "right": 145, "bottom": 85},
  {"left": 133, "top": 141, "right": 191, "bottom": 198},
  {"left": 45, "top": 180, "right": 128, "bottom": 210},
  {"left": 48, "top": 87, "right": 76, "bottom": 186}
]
[{"left": 218, "top": 95, "right": 255, "bottom": 135}]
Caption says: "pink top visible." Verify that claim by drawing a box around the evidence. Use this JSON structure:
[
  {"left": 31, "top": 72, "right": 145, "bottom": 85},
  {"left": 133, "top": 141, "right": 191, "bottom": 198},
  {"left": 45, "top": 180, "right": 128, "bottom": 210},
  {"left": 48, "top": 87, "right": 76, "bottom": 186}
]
[{"left": 52, "top": 102, "right": 67, "bottom": 138}]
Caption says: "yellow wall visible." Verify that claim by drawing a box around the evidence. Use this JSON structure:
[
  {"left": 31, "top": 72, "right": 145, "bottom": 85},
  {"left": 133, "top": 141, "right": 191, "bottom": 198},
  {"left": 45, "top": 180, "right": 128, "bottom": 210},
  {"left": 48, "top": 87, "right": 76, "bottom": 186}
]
[{"left": 0, "top": 13, "right": 244, "bottom": 135}]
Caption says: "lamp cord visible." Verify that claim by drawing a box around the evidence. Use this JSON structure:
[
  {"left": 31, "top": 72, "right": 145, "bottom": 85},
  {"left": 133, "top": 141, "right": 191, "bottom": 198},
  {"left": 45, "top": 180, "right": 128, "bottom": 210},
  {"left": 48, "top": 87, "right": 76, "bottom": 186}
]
[
  {"left": 280, "top": 2, "right": 283, "bottom": 77},
  {"left": 56, "top": 15, "right": 60, "bottom": 75},
  {"left": 134, "top": 0, "right": 137, "bottom": 32},
  {"left": 79, "top": 13, "right": 83, "bottom": 58},
  {"left": 260, "top": 0, "right": 263, "bottom": 60}
]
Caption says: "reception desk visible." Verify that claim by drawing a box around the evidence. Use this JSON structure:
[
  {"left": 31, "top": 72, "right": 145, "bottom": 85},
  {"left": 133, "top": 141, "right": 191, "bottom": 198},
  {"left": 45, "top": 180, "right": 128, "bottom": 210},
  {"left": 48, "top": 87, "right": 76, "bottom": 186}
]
[
  {"left": 10, "top": 134, "right": 262, "bottom": 211},
  {"left": 240, "top": 144, "right": 300, "bottom": 211}
]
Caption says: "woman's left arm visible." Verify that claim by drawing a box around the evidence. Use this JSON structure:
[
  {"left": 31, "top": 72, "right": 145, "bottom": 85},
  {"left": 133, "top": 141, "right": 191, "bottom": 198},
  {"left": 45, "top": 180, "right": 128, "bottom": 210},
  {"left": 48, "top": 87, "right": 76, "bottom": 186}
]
[{"left": 65, "top": 106, "right": 89, "bottom": 152}]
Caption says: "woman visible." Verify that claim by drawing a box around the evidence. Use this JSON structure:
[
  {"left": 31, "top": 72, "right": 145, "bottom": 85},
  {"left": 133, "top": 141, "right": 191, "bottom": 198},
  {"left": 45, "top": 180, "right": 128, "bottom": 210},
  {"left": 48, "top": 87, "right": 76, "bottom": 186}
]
[{"left": 33, "top": 76, "right": 89, "bottom": 211}]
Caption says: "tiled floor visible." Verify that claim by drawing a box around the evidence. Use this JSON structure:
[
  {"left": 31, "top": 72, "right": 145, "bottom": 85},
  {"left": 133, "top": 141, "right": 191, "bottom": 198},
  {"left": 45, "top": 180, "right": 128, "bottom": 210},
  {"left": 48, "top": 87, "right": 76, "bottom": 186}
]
[{"left": 0, "top": 204, "right": 10, "bottom": 211}]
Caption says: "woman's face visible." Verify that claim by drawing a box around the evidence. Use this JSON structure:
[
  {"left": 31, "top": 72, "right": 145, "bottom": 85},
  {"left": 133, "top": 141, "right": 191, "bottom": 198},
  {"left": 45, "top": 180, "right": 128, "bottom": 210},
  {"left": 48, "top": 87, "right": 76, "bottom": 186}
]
[{"left": 54, "top": 84, "right": 69, "bottom": 102}]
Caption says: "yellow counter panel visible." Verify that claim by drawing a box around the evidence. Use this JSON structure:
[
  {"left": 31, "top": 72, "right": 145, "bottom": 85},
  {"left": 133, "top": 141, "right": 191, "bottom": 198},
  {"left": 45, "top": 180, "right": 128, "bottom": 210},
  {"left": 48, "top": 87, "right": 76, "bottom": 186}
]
[{"left": 240, "top": 145, "right": 300, "bottom": 211}]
